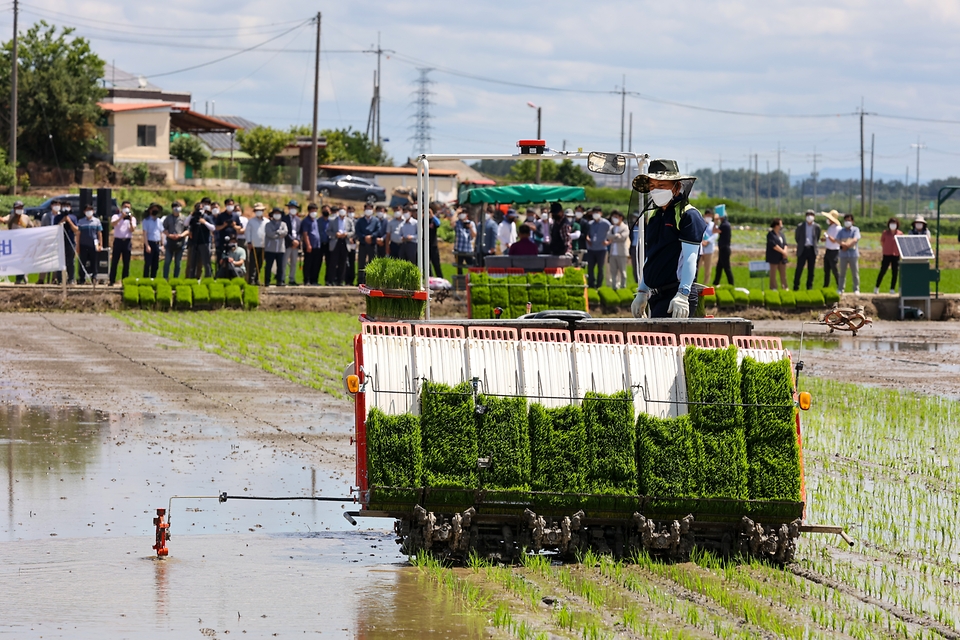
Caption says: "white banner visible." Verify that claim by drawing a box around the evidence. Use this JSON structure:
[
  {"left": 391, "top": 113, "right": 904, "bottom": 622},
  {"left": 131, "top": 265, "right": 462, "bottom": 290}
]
[{"left": 0, "top": 226, "right": 66, "bottom": 276}]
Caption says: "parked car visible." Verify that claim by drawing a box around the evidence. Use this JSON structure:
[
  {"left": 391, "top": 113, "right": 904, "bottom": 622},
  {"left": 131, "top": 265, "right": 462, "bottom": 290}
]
[
  {"left": 317, "top": 175, "right": 386, "bottom": 205},
  {"left": 24, "top": 194, "right": 119, "bottom": 221}
]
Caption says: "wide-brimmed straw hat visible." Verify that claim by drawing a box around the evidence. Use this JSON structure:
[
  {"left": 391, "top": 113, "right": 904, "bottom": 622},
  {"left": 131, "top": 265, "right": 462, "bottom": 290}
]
[
  {"left": 822, "top": 209, "right": 841, "bottom": 226},
  {"left": 914, "top": 215, "right": 927, "bottom": 224},
  {"left": 632, "top": 158, "right": 696, "bottom": 193}
]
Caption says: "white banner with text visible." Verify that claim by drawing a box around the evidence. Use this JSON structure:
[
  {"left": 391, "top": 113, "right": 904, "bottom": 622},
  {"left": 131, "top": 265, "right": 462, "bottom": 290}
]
[{"left": 0, "top": 226, "right": 66, "bottom": 276}]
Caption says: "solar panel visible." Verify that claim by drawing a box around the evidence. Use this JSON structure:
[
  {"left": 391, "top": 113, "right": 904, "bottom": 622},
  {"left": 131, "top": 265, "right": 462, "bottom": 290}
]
[{"left": 895, "top": 235, "right": 935, "bottom": 262}]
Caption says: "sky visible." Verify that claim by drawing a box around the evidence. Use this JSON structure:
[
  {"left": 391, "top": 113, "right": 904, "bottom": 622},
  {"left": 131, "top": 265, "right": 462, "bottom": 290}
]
[{"left": 4, "top": 0, "right": 960, "bottom": 185}]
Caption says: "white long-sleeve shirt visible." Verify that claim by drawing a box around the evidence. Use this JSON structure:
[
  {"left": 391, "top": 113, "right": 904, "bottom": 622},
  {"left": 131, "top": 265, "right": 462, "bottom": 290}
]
[
  {"left": 246, "top": 215, "right": 266, "bottom": 248},
  {"left": 497, "top": 220, "right": 516, "bottom": 253}
]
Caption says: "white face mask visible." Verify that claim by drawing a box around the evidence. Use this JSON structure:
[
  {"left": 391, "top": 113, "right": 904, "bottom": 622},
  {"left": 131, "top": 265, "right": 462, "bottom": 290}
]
[
  {"left": 63, "top": 207, "right": 71, "bottom": 213},
  {"left": 85, "top": 210, "right": 94, "bottom": 218},
  {"left": 540, "top": 213, "right": 548, "bottom": 221},
  {"left": 338, "top": 210, "right": 346, "bottom": 218},
  {"left": 889, "top": 223, "right": 897, "bottom": 231},
  {"left": 203, "top": 205, "right": 211, "bottom": 212},
  {"left": 485, "top": 213, "right": 493, "bottom": 220},
  {"left": 52, "top": 205, "right": 60, "bottom": 212},
  {"left": 272, "top": 213, "right": 282, "bottom": 221},
  {"left": 575, "top": 212, "right": 583, "bottom": 219},
  {"left": 592, "top": 213, "right": 602, "bottom": 221},
  {"left": 402, "top": 213, "right": 410, "bottom": 221},
  {"left": 377, "top": 211, "right": 385, "bottom": 218},
  {"left": 914, "top": 223, "right": 923, "bottom": 229},
  {"left": 14, "top": 208, "right": 23, "bottom": 215},
  {"left": 348, "top": 211, "right": 355, "bottom": 218},
  {"left": 844, "top": 220, "right": 853, "bottom": 229},
  {"left": 612, "top": 217, "right": 621, "bottom": 226},
  {"left": 458, "top": 213, "right": 467, "bottom": 221},
  {"left": 309, "top": 211, "right": 318, "bottom": 219},
  {"left": 650, "top": 189, "right": 673, "bottom": 207},
  {"left": 211, "top": 208, "right": 220, "bottom": 215},
  {"left": 122, "top": 207, "right": 131, "bottom": 214},
  {"left": 288, "top": 208, "right": 298, "bottom": 216},
  {"left": 225, "top": 205, "right": 234, "bottom": 212},
  {"left": 806, "top": 215, "right": 815, "bottom": 223},
  {"left": 364, "top": 209, "right": 373, "bottom": 217},
  {"left": 173, "top": 207, "right": 182, "bottom": 215},
  {"left": 394, "top": 211, "right": 402, "bottom": 219},
  {"left": 255, "top": 210, "right": 264, "bottom": 218}
]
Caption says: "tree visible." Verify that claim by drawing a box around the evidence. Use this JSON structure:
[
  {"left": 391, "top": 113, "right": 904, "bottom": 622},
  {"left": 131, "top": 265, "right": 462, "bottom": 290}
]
[
  {"left": 236, "top": 126, "right": 293, "bottom": 184},
  {"left": 170, "top": 134, "right": 209, "bottom": 177},
  {"left": 0, "top": 22, "right": 106, "bottom": 166},
  {"left": 314, "top": 127, "right": 391, "bottom": 166},
  {"left": 556, "top": 159, "right": 596, "bottom": 187},
  {"left": 507, "top": 159, "right": 558, "bottom": 183}
]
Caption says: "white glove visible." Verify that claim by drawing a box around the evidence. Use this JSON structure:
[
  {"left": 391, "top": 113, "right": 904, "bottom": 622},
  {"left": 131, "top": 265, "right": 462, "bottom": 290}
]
[
  {"left": 667, "top": 291, "right": 690, "bottom": 318},
  {"left": 630, "top": 290, "right": 649, "bottom": 318}
]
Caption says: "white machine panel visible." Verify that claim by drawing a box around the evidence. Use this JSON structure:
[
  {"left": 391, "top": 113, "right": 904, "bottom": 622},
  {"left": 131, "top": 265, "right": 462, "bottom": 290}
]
[
  {"left": 466, "top": 338, "right": 521, "bottom": 397},
  {"left": 519, "top": 340, "right": 575, "bottom": 408},
  {"left": 627, "top": 345, "right": 687, "bottom": 419},
  {"left": 414, "top": 337, "right": 468, "bottom": 389},
  {"left": 573, "top": 342, "right": 628, "bottom": 397},
  {"left": 737, "top": 348, "right": 790, "bottom": 365},
  {"left": 362, "top": 334, "right": 416, "bottom": 415}
]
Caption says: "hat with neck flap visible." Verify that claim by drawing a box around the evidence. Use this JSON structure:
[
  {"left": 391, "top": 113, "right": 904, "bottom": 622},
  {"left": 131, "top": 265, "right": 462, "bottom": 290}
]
[{"left": 631, "top": 158, "right": 696, "bottom": 196}]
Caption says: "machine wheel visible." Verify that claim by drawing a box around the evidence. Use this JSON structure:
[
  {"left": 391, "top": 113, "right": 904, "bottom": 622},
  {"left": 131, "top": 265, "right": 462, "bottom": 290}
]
[
  {"left": 365, "top": 194, "right": 378, "bottom": 205},
  {"left": 320, "top": 188, "right": 331, "bottom": 198}
]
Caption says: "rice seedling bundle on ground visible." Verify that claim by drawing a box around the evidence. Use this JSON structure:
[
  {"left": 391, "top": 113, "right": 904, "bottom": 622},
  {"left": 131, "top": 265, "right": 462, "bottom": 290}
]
[
  {"left": 586, "top": 289, "right": 600, "bottom": 309},
  {"left": 138, "top": 285, "right": 155, "bottom": 309},
  {"left": 155, "top": 283, "right": 173, "bottom": 310},
  {"left": 617, "top": 288, "right": 635, "bottom": 308},
  {"left": 597, "top": 286, "right": 620, "bottom": 310},
  {"left": 748, "top": 289, "right": 765, "bottom": 306},
  {"left": 208, "top": 282, "right": 226, "bottom": 307},
  {"left": 807, "top": 289, "right": 826, "bottom": 306},
  {"left": 420, "top": 381, "right": 477, "bottom": 488},
  {"left": 732, "top": 289, "right": 749, "bottom": 306},
  {"left": 243, "top": 284, "right": 259, "bottom": 310},
  {"left": 584, "top": 391, "right": 636, "bottom": 495},
  {"left": 364, "top": 257, "right": 425, "bottom": 319},
  {"left": 740, "top": 357, "right": 802, "bottom": 501},
  {"left": 528, "top": 403, "right": 588, "bottom": 493},
  {"left": 716, "top": 289, "right": 736, "bottom": 307},
  {"left": 476, "top": 395, "right": 530, "bottom": 490},
  {"left": 225, "top": 284, "right": 243, "bottom": 308},
  {"left": 122, "top": 284, "right": 139, "bottom": 307},
  {"left": 366, "top": 408, "right": 423, "bottom": 487},
  {"left": 174, "top": 285, "right": 192, "bottom": 309},
  {"left": 684, "top": 346, "right": 748, "bottom": 499},
  {"left": 765, "top": 290, "right": 781, "bottom": 308},
  {"left": 821, "top": 287, "right": 840, "bottom": 304},
  {"left": 636, "top": 413, "right": 702, "bottom": 497},
  {"left": 779, "top": 290, "right": 796, "bottom": 308}
]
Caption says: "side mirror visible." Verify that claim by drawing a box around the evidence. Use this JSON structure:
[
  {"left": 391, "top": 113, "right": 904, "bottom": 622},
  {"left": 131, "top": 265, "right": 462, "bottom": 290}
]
[{"left": 587, "top": 152, "right": 626, "bottom": 175}]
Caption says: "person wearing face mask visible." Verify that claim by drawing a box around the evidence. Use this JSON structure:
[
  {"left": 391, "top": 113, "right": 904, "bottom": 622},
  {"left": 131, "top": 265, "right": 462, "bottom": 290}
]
[
  {"left": 37, "top": 200, "right": 61, "bottom": 283},
  {"left": 427, "top": 202, "right": 443, "bottom": 278},
  {"left": 605, "top": 210, "right": 630, "bottom": 290},
  {"left": 711, "top": 207, "right": 734, "bottom": 286},
  {"left": 909, "top": 215, "right": 930, "bottom": 238},
  {"left": 108, "top": 201, "right": 137, "bottom": 286},
  {"left": 572, "top": 206, "right": 587, "bottom": 252},
  {"left": 76, "top": 205, "right": 102, "bottom": 285},
  {"left": 585, "top": 207, "right": 611, "bottom": 288},
  {"left": 319, "top": 206, "right": 333, "bottom": 284},
  {"left": 162, "top": 201, "right": 188, "bottom": 279},
  {"left": 354, "top": 205, "right": 381, "bottom": 284},
  {"left": 630, "top": 159, "right": 708, "bottom": 319},
  {"left": 140, "top": 204, "right": 163, "bottom": 279},
  {"left": 792, "top": 209, "right": 822, "bottom": 291},
  {"left": 547, "top": 202, "right": 571, "bottom": 257},
  {"left": 536, "top": 210, "right": 552, "bottom": 253},
  {"left": 282, "top": 200, "right": 302, "bottom": 286},
  {"left": 326, "top": 207, "right": 355, "bottom": 285},
  {"left": 453, "top": 208, "right": 477, "bottom": 274},
  {"left": 374, "top": 206, "right": 388, "bottom": 259},
  {"left": 387, "top": 208, "right": 405, "bottom": 258},
  {"left": 186, "top": 202, "right": 216, "bottom": 279},
  {"left": 1, "top": 201, "right": 33, "bottom": 283},
  {"left": 481, "top": 207, "right": 499, "bottom": 263},
  {"left": 264, "top": 207, "right": 289, "bottom": 286},
  {"left": 698, "top": 209, "right": 718, "bottom": 285},
  {"left": 875, "top": 217, "right": 903, "bottom": 294},
  {"left": 50, "top": 199, "right": 79, "bottom": 285},
  {"left": 398, "top": 208, "right": 419, "bottom": 263},
  {"left": 300, "top": 203, "right": 323, "bottom": 286},
  {"left": 497, "top": 209, "right": 518, "bottom": 254},
  {"left": 835, "top": 213, "right": 861, "bottom": 295},
  {"left": 244, "top": 203, "right": 267, "bottom": 284},
  {"left": 821, "top": 209, "right": 842, "bottom": 288}
]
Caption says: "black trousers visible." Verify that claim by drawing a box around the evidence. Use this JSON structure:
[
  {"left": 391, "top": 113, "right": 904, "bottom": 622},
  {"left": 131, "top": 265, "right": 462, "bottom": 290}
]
[
  {"left": 186, "top": 243, "right": 212, "bottom": 279},
  {"left": 303, "top": 247, "right": 323, "bottom": 285},
  {"left": 358, "top": 244, "right": 377, "bottom": 284},
  {"left": 455, "top": 253, "right": 474, "bottom": 275},
  {"left": 712, "top": 248, "right": 734, "bottom": 286},
  {"left": 163, "top": 241, "right": 184, "bottom": 279},
  {"left": 345, "top": 248, "right": 356, "bottom": 285},
  {"left": 77, "top": 244, "right": 97, "bottom": 284},
  {"left": 389, "top": 242, "right": 401, "bottom": 259},
  {"left": 330, "top": 239, "right": 348, "bottom": 285},
  {"left": 376, "top": 241, "right": 386, "bottom": 259},
  {"left": 54, "top": 235, "right": 76, "bottom": 283},
  {"left": 144, "top": 240, "right": 160, "bottom": 278},
  {"left": 793, "top": 246, "right": 816, "bottom": 290},
  {"left": 876, "top": 255, "right": 900, "bottom": 291},
  {"left": 586, "top": 249, "right": 606, "bottom": 288},
  {"left": 648, "top": 282, "right": 681, "bottom": 319},
  {"left": 109, "top": 237, "right": 132, "bottom": 284},
  {"left": 398, "top": 242, "right": 418, "bottom": 264},
  {"left": 429, "top": 243, "right": 443, "bottom": 279},
  {"left": 246, "top": 247, "right": 264, "bottom": 284},
  {"left": 264, "top": 251, "right": 285, "bottom": 286},
  {"left": 823, "top": 249, "right": 840, "bottom": 288}
]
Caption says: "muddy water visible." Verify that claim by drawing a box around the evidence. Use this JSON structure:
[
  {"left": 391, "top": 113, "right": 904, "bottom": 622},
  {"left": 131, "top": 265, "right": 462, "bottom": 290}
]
[{"left": 0, "top": 406, "right": 486, "bottom": 638}]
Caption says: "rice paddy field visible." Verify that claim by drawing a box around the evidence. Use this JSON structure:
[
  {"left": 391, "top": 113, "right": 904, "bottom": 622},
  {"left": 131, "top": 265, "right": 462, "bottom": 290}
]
[{"left": 119, "top": 310, "right": 960, "bottom": 639}]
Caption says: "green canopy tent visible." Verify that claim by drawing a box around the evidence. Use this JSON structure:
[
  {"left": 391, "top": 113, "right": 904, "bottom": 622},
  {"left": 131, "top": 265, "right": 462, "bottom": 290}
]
[{"left": 464, "top": 184, "right": 585, "bottom": 204}]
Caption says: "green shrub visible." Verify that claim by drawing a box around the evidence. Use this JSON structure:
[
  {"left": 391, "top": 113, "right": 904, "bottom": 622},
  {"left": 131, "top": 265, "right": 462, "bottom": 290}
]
[
  {"left": 779, "top": 290, "right": 796, "bottom": 307},
  {"left": 175, "top": 285, "right": 192, "bottom": 309},
  {"left": 531, "top": 304, "right": 549, "bottom": 313},
  {"left": 138, "top": 285, "right": 155, "bottom": 309},
  {"left": 807, "top": 289, "right": 826, "bottom": 307},
  {"left": 476, "top": 395, "right": 530, "bottom": 490},
  {"left": 741, "top": 357, "right": 801, "bottom": 502},
  {"left": 471, "top": 285, "right": 491, "bottom": 305},
  {"left": 155, "top": 284, "right": 173, "bottom": 310},
  {"left": 587, "top": 288, "right": 600, "bottom": 309},
  {"left": 732, "top": 289, "right": 749, "bottom": 306},
  {"left": 209, "top": 282, "right": 226, "bottom": 307},
  {"left": 244, "top": 284, "right": 259, "bottom": 310},
  {"left": 225, "top": 284, "right": 243, "bottom": 308},
  {"left": 584, "top": 391, "right": 636, "bottom": 495},
  {"left": 684, "top": 345, "right": 743, "bottom": 434},
  {"left": 122, "top": 284, "right": 139, "bottom": 307},
  {"left": 821, "top": 287, "right": 840, "bottom": 305},
  {"left": 366, "top": 408, "right": 423, "bottom": 487},
  {"left": 617, "top": 288, "right": 635, "bottom": 307},
  {"left": 764, "top": 290, "right": 782, "bottom": 308},
  {"left": 716, "top": 289, "right": 736, "bottom": 307},
  {"left": 192, "top": 283, "right": 210, "bottom": 306},
  {"left": 748, "top": 289, "right": 765, "bottom": 306},
  {"left": 420, "top": 381, "right": 477, "bottom": 488},
  {"left": 597, "top": 286, "right": 620, "bottom": 309},
  {"left": 528, "top": 403, "right": 588, "bottom": 493},
  {"left": 636, "top": 413, "right": 702, "bottom": 497}
]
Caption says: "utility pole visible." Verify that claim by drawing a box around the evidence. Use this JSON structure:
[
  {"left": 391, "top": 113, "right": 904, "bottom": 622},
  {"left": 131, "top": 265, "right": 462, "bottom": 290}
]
[
  {"left": 868, "top": 133, "right": 875, "bottom": 218},
  {"left": 10, "top": 0, "right": 18, "bottom": 195},
  {"left": 901, "top": 165, "right": 908, "bottom": 216},
  {"left": 307, "top": 11, "right": 321, "bottom": 200},
  {"left": 718, "top": 155, "right": 723, "bottom": 199},
  {"left": 535, "top": 105, "right": 542, "bottom": 184},
  {"left": 911, "top": 140, "right": 925, "bottom": 216},
  {"left": 363, "top": 33, "right": 394, "bottom": 147},
  {"left": 627, "top": 112, "right": 632, "bottom": 187},
  {"left": 776, "top": 143, "right": 781, "bottom": 214},
  {"left": 859, "top": 99, "right": 864, "bottom": 218},
  {"left": 619, "top": 75, "right": 626, "bottom": 188},
  {"left": 811, "top": 147, "right": 821, "bottom": 211},
  {"left": 754, "top": 153, "right": 759, "bottom": 210},
  {"left": 765, "top": 160, "right": 770, "bottom": 213}
]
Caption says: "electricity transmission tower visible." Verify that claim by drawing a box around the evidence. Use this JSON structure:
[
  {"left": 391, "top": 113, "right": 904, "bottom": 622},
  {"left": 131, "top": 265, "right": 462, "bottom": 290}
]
[{"left": 409, "top": 68, "right": 434, "bottom": 156}]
